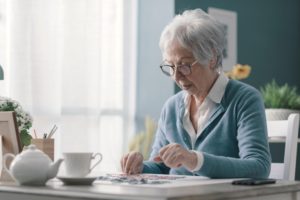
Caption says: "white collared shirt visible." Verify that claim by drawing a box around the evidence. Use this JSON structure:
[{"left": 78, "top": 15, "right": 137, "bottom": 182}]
[{"left": 183, "top": 72, "right": 229, "bottom": 172}]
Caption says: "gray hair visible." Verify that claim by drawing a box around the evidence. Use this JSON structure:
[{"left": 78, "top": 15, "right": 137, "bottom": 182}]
[{"left": 159, "top": 9, "right": 225, "bottom": 69}]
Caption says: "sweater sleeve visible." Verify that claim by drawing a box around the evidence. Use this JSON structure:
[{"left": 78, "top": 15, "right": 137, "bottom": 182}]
[
  {"left": 194, "top": 89, "right": 271, "bottom": 178},
  {"left": 142, "top": 124, "right": 170, "bottom": 174}
]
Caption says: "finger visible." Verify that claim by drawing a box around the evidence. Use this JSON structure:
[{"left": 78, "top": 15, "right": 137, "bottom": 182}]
[
  {"left": 128, "top": 155, "right": 140, "bottom": 174},
  {"left": 130, "top": 165, "right": 141, "bottom": 175},
  {"left": 153, "top": 155, "right": 163, "bottom": 162},
  {"left": 162, "top": 151, "right": 178, "bottom": 167},
  {"left": 120, "top": 156, "right": 124, "bottom": 172},
  {"left": 161, "top": 144, "right": 184, "bottom": 167},
  {"left": 120, "top": 160, "right": 123, "bottom": 172},
  {"left": 125, "top": 152, "right": 139, "bottom": 174},
  {"left": 158, "top": 144, "right": 174, "bottom": 162},
  {"left": 124, "top": 154, "right": 134, "bottom": 174},
  {"left": 121, "top": 154, "right": 129, "bottom": 172},
  {"left": 159, "top": 144, "right": 176, "bottom": 162},
  {"left": 169, "top": 153, "right": 183, "bottom": 167},
  {"left": 176, "top": 163, "right": 182, "bottom": 168},
  {"left": 123, "top": 154, "right": 130, "bottom": 172},
  {"left": 130, "top": 154, "right": 143, "bottom": 174},
  {"left": 159, "top": 143, "right": 180, "bottom": 158},
  {"left": 158, "top": 145, "right": 169, "bottom": 158}
]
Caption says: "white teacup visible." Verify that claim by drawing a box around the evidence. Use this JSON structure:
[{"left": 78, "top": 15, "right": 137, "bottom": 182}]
[{"left": 62, "top": 152, "right": 102, "bottom": 177}]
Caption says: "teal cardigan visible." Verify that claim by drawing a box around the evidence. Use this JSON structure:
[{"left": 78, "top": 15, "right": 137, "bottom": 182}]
[{"left": 143, "top": 80, "right": 271, "bottom": 178}]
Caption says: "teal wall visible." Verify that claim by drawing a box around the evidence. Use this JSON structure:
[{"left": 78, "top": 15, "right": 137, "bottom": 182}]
[
  {"left": 175, "top": 0, "right": 300, "bottom": 180},
  {"left": 175, "top": 0, "right": 300, "bottom": 91},
  {"left": 136, "top": 0, "right": 174, "bottom": 132}
]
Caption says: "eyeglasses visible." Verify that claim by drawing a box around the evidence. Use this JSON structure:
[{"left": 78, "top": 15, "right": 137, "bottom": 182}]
[{"left": 159, "top": 60, "right": 198, "bottom": 76}]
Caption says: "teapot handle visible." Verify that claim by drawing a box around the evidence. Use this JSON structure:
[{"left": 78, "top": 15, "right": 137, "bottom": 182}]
[{"left": 3, "top": 153, "right": 16, "bottom": 174}]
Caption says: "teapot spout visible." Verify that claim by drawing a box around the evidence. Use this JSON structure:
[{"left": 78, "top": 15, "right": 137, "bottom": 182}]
[{"left": 47, "top": 158, "right": 64, "bottom": 179}]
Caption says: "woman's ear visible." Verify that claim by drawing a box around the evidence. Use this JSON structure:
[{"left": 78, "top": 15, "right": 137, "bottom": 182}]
[
  {"left": 209, "top": 57, "right": 217, "bottom": 69},
  {"left": 208, "top": 49, "right": 217, "bottom": 69}
]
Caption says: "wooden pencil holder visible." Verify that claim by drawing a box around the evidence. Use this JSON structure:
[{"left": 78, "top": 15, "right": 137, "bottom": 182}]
[{"left": 31, "top": 139, "right": 54, "bottom": 161}]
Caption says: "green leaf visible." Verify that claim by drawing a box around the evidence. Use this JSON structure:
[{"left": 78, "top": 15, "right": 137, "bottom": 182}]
[
  {"left": 260, "top": 80, "right": 300, "bottom": 109},
  {"left": 20, "top": 130, "right": 32, "bottom": 146}
]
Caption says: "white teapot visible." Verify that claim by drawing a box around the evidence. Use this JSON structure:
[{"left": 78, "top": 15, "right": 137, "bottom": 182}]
[{"left": 3, "top": 144, "right": 63, "bottom": 186}]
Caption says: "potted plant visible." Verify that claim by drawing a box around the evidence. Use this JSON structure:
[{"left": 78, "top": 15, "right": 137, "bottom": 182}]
[
  {"left": 0, "top": 97, "right": 33, "bottom": 146},
  {"left": 260, "top": 80, "right": 300, "bottom": 120}
]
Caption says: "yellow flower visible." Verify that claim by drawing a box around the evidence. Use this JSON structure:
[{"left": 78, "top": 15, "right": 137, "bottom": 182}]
[{"left": 226, "top": 64, "right": 251, "bottom": 80}]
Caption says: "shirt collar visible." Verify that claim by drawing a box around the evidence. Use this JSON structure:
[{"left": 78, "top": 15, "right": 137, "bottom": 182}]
[
  {"left": 183, "top": 72, "right": 229, "bottom": 105},
  {"left": 207, "top": 72, "right": 229, "bottom": 104}
]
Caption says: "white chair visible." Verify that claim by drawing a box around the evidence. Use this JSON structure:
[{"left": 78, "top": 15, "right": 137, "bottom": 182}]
[{"left": 267, "top": 113, "right": 299, "bottom": 180}]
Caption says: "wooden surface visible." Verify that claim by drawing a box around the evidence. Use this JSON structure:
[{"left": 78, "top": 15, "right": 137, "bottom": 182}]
[
  {"left": 31, "top": 139, "right": 54, "bottom": 160},
  {"left": 0, "top": 111, "right": 21, "bottom": 156},
  {"left": 1, "top": 179, "right": 300, "bottom": 200}
]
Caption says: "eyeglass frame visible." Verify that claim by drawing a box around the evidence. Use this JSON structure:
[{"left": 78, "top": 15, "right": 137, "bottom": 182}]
[{"left": 159, "top": 60, "right": 198, "bottom": 76}]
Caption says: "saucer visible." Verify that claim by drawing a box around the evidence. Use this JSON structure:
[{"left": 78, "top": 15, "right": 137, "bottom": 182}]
[{"left": 57, "top": 176, "right": 97, "bottom": 185}]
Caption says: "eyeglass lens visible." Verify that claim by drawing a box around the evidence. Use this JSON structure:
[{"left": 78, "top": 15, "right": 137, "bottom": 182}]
[{"left": 161, "top": 64, "right": 191, "bottom": 76}]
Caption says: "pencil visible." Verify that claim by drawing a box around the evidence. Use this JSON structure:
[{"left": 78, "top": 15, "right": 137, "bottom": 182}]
[
  {"left": 34, "top": 129, "right": 38, "bottom": 138},
  {"left": 48, "top": 125, "right": 58, "bottom": 138}
]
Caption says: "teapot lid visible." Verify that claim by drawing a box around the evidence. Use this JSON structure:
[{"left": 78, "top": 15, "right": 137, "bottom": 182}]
[{"left": 20, "top": 144, "right": 51, "bottom": 161}]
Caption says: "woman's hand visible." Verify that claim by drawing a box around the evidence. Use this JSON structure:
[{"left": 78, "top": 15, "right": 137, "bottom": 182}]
[
  {"left": 153, "top": 143, "right": 197, "bottom": 170},
  {"left": 120, "top": 151, "right": 144, "bottom": 174}
]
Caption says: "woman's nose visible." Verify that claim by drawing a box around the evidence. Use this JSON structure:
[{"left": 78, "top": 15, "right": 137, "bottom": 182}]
[{"left": 173, "top": 67, "right": 184, "bottom": 80}]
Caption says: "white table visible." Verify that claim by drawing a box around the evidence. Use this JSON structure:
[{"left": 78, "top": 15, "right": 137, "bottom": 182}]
[{"left": 1, "top": 177, "right": 300, "bottom": 200}]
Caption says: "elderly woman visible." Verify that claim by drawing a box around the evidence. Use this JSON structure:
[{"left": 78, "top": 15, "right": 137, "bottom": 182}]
[{"left": 121, "top": 9, "right": 271, "bottom": 178}]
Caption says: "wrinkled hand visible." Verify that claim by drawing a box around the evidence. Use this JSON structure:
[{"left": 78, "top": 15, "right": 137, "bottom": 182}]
[
  {"left": 153, "top": 143, "right": 197, "bottom": 170},
  {"left": 120, "top": 151, "right": 144, "bottom": 174}
]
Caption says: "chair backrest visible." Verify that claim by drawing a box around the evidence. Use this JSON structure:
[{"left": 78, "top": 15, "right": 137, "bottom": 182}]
[{"left": 267, "top": 113, "right": 299, "bottom": 180}]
